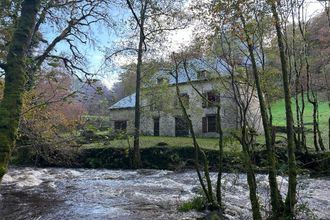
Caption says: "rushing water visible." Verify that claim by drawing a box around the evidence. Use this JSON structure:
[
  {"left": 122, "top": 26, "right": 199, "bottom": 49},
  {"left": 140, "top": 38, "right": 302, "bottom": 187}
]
[{"left": 0, "top": 167, "right": 329, "bottom": 220}]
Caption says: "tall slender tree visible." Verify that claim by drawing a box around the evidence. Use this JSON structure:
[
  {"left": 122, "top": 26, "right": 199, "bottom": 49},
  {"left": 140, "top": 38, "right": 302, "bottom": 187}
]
[
  {"left": 268, "top": 0, "right": 297, "bottom": 216},
  {"left": 124, "top": 0, "right": 186, "bottom": 168}
]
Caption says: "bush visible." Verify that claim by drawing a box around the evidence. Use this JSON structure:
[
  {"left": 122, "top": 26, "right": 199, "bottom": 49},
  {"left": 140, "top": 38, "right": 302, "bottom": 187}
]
[{"left": 178, "top": 196, "right": 206, "bottom": 212}]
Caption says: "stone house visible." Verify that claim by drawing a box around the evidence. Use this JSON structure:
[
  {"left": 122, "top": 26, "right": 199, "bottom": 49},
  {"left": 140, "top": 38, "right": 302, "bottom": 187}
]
[{"left": 109, "top": 59, "right": 262, "bottom": 137}]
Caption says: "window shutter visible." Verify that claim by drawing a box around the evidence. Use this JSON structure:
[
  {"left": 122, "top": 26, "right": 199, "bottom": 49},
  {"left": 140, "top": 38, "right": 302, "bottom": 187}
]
[{"left": 202, "top": 117, "right": 207, "bottom": 133}]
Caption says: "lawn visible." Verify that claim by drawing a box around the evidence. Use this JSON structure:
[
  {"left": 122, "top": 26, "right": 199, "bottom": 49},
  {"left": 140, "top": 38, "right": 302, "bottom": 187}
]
[
  {"left": 82, "top": 135, "right": 242, "bottom": 153},
  {"left": 271, "top": 95, "right": 329, "bottom": 149}
]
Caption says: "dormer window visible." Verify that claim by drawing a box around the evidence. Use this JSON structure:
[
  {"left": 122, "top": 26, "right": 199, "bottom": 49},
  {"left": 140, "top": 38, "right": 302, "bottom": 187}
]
[{"left": 197, "top": 70, "right": 208, "bottom": 80}]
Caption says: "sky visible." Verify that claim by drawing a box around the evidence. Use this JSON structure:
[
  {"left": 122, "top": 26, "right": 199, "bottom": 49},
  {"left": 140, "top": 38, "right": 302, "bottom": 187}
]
[{"left": 45, "top": 0, "right": 326, "bottom": 90}]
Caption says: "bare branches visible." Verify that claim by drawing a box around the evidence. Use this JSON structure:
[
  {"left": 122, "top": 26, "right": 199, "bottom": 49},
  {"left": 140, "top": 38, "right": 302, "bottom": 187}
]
[
  {"left": 36, "top": 3, "right": 94, "bottom": 65},
  {"left": 126, "top": 0, "right": 143, "bottom": 30},
  {"left": 48, "top": 55, "right": 93, "bottom": 82},
  {"left": 32, "top": 0, "right": 108, "bottom": 78},
  {"left": 105, "top": 48, "right": 138, "bottom": 61},
  {"left": 22, "top": 90, "right": 77, "bottom": 115}
]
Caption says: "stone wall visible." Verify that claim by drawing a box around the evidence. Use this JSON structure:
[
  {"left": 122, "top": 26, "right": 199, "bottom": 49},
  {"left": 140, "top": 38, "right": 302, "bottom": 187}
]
[{"left": 109, "top": 80, "right": 262, "bottom": 137}]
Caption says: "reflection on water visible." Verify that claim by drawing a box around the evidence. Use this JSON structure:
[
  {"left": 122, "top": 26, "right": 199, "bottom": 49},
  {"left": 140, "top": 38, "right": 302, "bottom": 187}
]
[{"left": 0, "top": 167, "right": 329, "bottom": 220}]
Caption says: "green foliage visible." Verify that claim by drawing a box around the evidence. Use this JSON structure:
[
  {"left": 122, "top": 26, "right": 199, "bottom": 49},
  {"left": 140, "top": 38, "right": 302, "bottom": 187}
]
[
  {"left": 85, "top": 124, "right": 98, "bottom": 132},
  {"left": 178, "top": 196, "right": 206, "bottom": 212}
]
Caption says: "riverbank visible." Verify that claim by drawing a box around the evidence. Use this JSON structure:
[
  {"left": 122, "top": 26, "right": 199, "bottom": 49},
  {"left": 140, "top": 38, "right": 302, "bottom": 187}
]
[{"left": 12, "top": 145, "right": 330, "bottom": 177}]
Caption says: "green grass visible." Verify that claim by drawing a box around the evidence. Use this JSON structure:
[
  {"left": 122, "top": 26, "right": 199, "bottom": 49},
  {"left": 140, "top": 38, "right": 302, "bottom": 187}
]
[
  {"left": 81, "top": 94, "right": 328, "bottom": 152},
  {"left": 271, "top": 95, "right": 329, "bottom": 149},
  {"left": 81, "top": 135, "right": 241, "bottom": 153}
]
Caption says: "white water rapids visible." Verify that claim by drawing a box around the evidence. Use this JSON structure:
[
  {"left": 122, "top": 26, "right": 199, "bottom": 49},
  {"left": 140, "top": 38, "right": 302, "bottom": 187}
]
[{"left": 0, "top": 167, "right": 329, "bottom": 219}]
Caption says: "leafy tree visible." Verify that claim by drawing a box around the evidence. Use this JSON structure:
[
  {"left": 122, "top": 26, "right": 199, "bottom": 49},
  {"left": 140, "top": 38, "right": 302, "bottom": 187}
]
[{"left": 0, "top": 0, "right": 110, "bottom": 182}]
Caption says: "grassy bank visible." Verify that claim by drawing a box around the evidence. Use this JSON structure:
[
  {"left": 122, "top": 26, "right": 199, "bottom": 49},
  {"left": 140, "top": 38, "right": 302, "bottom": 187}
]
[
  {"left": 81, "top": 135, "right": 241, "bottom": 151},
  {"left": 271, "top": 96, "right": 329, "bottom": 149}
]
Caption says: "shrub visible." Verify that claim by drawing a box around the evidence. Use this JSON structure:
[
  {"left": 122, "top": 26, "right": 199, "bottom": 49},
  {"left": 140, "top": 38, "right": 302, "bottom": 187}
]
[{"left": 178, "top": 196, "right": 206, "bottom": 212}]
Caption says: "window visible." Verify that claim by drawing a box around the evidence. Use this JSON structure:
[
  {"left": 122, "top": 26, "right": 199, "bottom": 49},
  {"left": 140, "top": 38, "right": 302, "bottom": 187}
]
[
  {"left": 202, "top": 115, "right": 218, "bottom": 133},
  {"left": 114, "top": 120, "right": 127, "bottom": 131},
  {"left": 181, "top": 93, "right": 189, "bottom": 107},
  {"left": 197, "top": 70, "right": 208, "bottom": 80},
  {"left": 202, "top": 91, "right": 220, "bottom": 108}
]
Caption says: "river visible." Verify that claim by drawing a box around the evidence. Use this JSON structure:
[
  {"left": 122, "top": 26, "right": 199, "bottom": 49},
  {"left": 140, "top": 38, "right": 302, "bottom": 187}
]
[{"left": 0, "top": 167, "right": 329, "bottom": 219}]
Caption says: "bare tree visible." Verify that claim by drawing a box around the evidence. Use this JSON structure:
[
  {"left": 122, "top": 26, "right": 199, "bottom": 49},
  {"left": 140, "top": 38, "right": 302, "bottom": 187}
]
[
  {"left": 122, "top": 0, "right": 186, "bottom": 168},
  {"left": 169, "top": 53, "right": 223, "bottom": 214},
  {"left": 268, "top": 0, "right": 297, "bottom": 216}
]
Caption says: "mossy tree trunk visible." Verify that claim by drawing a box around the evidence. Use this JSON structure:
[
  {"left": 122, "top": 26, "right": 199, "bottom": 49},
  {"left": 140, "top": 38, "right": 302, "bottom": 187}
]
[
  {"left": 269, "top": 0, "right": 297, "bottom": 217},
  {"left": 242, "top": 125, "right": 262, "bottom": 220},
  {"left": 0, "top": 0, "right": 41, "bottom": 182},
  {"left": 237, "top": 7, "right": 284, "bottom": 217}
]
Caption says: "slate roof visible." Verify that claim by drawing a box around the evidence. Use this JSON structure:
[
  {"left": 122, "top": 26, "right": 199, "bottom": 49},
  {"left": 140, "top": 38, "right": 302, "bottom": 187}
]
[
  {"left": 109, "top": 58, "right": 231, "bottom": 110},
  {"left": 110, "top": 93, "right": 136, "bottom": 109},
  {"left": 152, "top": 58, "right": 231, "bottom": 85}
]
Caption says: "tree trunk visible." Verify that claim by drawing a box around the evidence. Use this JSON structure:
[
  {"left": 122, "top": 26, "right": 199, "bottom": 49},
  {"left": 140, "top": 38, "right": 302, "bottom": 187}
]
[
  {"left": 312, "top": 101, "right": 320, "bottom": 152},
  {"left": 295, "top": 91, "right": 302, "bottom": 152},
  {"left": 0, "top": 0, "right": 41, "bottom": 182},
  {"left": 300, "top": 87, "right": 308, "bottom": 153},
  {"left": 132, "top": 3, "right": 147, "bottom": 169},
  {"left": 216, "top": 105, "right": 224, "bottom": 207},
  {"left": 242, "top": 123, "right": 262, "bottom": 220},
  {"left": 316, "top": 103, "right": 325, "bottom": 151},
  {"left": 238, "top": 10, "right": 284, "bottom": 217},
  {"left": 269, "top": 1, "right": 297, "bottom": 217}
]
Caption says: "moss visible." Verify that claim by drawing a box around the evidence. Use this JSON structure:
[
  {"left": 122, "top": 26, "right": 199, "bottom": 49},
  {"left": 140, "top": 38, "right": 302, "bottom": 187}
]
[{"left": 0, "top": 165, "right": 7, "bottom": 179}]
